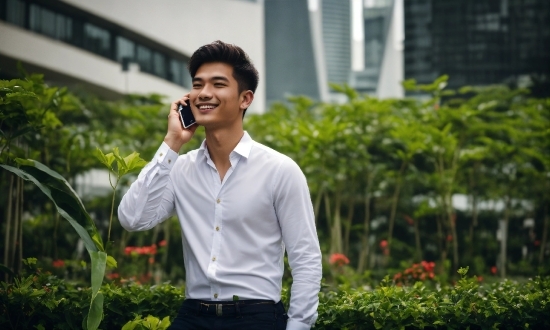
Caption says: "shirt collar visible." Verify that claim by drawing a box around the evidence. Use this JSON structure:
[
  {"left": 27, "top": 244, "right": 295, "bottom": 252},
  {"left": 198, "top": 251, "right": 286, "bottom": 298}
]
[{"left": 198, "top": 131, "right": 253, "bottom": 160}]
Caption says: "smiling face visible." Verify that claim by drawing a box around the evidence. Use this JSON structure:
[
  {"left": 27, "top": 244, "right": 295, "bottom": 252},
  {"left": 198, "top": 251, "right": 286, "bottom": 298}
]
[{"left": 189, "top": 62, "right": 253, "bottom": 130}]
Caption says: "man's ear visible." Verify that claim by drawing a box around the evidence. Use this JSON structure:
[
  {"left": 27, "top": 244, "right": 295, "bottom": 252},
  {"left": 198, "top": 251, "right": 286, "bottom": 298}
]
[{"left": 239, "top": 90, "right": 254, "bottom": 110}]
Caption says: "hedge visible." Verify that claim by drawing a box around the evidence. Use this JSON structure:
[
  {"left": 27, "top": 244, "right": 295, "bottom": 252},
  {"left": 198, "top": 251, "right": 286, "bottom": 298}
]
[{"left": 1, "top": 268, "right": 549, "bottom": 329}]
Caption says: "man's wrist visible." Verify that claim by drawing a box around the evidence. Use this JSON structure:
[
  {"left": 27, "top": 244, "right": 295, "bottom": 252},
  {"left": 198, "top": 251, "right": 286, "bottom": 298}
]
[{"left": 163, "top": 136, "right": 184, "bottom": 153}]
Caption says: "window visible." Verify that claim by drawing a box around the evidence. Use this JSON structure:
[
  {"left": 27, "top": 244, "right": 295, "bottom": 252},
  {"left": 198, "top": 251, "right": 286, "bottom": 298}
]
[
  {"left": 116, "top": 36, "right": 135, "bottom": 63},
  {"left": 169, "top": 59, "right": 190, "bottom": 87},
  {"left": 152, "top": 51, "right": 166, "bottom": 78},
  {"left": 6, "top": 0, "right": 25, "bottom": 27},
  {"left": 29, "top": 4, "right": 72, "bottom": 41},
  {"left": 136, "top": 45, "right": 152, "bottom": 73},
  {"left": 83, "top": 23, "right": 111, "bottom": 58}
]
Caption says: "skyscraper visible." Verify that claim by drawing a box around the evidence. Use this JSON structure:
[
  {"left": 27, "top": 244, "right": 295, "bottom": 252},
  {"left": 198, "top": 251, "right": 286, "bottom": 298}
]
[
  {"left": 264, "top": 0, "right": 325, "bottom": 104},
  {"left": 322, "top": 0, "right": 351, "bottom": 87},
  {"left": 264, "top": 0, "right": 354, "bottom": 104},
  {"left": 349, "top": 0, "right": 404, "bottom": 98},
  {"left": 404, "top": 0, "right": 550, "bottom": 95}
]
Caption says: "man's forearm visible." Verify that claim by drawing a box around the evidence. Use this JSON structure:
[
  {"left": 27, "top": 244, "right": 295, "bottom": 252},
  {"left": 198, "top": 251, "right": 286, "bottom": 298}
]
[{"left": 118, "top": 143, "right": 178, "bottom": 231}]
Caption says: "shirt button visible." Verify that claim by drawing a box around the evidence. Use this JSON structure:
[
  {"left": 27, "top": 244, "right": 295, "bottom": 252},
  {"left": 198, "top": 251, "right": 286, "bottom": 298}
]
[
  {"left": 168, "top": 159, "right": 171, "bottom": 163},
  {"left": 214, "top": 293, "right": 218, "bottom": 299},
  {"left": 215, "top": 226, "right": 220, "bottom": 231},
  {"left": 212, "top": 257, "right": 216, "bottom": 261},
  {"left": 216, "top": 198, "right": 221, "bottom": 204},
  {"left": 160, "top": 153, "right": 163, "bottom": 156}
]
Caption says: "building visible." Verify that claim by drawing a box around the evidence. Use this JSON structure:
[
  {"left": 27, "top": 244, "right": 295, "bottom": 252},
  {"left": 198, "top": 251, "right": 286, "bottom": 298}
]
[
  {"left": 322, "top": 0, "right": 351, "bottom": 88},
  {"left": 404, "top": 0, "right": 550, "bottom": 94},
  {"left": 264, "top": 0, "right": 326, "bottom": 104},
  {"left": 349, "top": 0, "right": 404, "bottom": 99},
  {"left": 264, "top": 0, "right": 354, "bottom": 104},
  {"left": 0, "top": 0, "right": 266, "bottom": 113}
]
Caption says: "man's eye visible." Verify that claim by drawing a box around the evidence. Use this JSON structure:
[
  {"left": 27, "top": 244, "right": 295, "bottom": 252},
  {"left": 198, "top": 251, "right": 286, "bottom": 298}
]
[{"left": 214, "top": 83, "right": 226, "bottom": 87}]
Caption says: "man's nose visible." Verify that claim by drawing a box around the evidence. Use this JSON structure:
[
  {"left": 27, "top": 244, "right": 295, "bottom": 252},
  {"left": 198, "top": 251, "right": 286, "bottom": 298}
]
[{"left": 198, "top": 85, "right": 213, "bottom": 100}]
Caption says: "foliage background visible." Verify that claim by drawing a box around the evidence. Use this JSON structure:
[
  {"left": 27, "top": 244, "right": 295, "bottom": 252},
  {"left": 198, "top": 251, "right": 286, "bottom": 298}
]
[{"left": 1, "top": 72, "right": 549, "bottom": 293}]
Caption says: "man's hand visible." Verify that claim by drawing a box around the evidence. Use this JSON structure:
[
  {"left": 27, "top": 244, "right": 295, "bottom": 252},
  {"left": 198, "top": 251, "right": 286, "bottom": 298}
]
[{"left": 164, "top": 95, "right": 198, "bottom": 152}]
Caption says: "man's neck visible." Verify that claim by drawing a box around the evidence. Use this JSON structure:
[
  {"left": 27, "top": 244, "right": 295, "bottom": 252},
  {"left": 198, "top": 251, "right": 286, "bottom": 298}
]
[{"left": 205, "top": 125, "right": 244, "bottom": 182}]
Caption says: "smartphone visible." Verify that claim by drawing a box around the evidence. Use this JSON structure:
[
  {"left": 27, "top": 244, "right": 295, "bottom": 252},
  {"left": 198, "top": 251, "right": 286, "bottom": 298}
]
[{"left": 178, "top": 103, "right": 196, "bottom": 128}]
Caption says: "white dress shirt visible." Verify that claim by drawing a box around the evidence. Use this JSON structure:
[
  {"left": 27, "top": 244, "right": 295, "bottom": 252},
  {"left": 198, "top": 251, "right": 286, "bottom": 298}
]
[{"left": 118, "top": 132, "right": 322, "bottom": 330}]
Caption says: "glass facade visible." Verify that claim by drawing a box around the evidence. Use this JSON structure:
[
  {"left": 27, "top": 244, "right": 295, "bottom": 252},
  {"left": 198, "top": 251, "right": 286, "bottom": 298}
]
[
  {"left": 0, "top": 0, "right": 190, "bottom": 88},
  {"left": 404, "top": 0, "right": 550, "bottom": 93},
  {"left": 322, "top": 0, "right": 352, "bottom": 85}
]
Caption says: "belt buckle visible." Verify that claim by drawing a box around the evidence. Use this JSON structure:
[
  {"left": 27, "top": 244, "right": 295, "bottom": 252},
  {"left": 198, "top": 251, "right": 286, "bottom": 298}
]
[{"left": 216, "top": 304, "right": 223, "bottom": 316}]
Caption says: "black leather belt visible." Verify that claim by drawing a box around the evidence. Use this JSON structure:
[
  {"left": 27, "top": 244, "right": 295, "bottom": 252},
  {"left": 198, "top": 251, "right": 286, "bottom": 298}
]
[{"left": 182, "top": 299, "right": 279, "bottom": 317}]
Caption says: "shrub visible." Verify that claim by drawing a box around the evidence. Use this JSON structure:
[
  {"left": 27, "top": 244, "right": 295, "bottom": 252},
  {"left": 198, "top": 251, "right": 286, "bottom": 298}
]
[{"left": 1, "top": 267, "right": 549, "bottom": 329}]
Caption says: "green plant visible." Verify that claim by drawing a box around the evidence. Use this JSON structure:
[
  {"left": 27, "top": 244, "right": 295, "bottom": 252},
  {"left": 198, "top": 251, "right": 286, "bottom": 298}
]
[
  {"left": 94, "top": 147, "right": 147, "bottom": 245},
  {"left": 122, "top": 315, "right": 171, "bottom": 330}
]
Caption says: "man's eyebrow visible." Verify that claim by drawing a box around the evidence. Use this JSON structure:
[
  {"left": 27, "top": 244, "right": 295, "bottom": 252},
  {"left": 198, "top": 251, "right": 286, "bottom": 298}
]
[{"left": 192, "top": 76, "right": 230, "bottom": 83}]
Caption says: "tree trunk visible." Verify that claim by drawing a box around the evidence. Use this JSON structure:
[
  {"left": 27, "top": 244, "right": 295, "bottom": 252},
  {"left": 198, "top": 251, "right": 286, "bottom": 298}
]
[
  {"left": 343, "top": 199, "right": 355, "bottom": 257},
  {"left": 387, "top": 162, "right": 407, "bottom": 257},
  {"left": 447, "top": 193, "right": 459, "bottom": 273},
  {"left": 436, "top": 211, "right": 446, "bottom": 275},
  {"left": 538, "top": 204, "right": 548, "bottom": 267},
  {"left": 3, "top": 175, "right": 14, "bottom": 282},
  {"left": 53, "top": 213, "right": 60, "bottom": 259},
  {"left": 500, "top": 197, "right": 511, "bottom": 279},
  {"left": 357, "top": 173, "right": 374, "bottom": 273},
  {"left": 324, "top": 194, "right": 332, "bottom": 239},
  {"left": 313, "top": 187, "right": 324, "bottom": 226},
  {"left": 17, "top": 177, "right": 23, "bottom": 273},
  {"left": 413, "top": 217, "right": 422, "bottom": 261},
  {"left": 467, "top": 193, "right": 478, "bottom": 261},
  {"left": 330, "top": 193, "right": 343, "bottom": 254}
]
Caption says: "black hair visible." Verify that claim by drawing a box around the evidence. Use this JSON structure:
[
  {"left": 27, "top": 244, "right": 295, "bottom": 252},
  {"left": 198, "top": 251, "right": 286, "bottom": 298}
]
[{"left": 188, "top": 40, "right": 259, "bottom": 95}]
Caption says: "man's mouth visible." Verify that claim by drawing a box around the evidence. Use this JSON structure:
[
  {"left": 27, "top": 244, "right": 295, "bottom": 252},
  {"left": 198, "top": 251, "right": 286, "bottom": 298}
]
[{"left": 198, "top": 104, "right": 217, "bottom": 111}]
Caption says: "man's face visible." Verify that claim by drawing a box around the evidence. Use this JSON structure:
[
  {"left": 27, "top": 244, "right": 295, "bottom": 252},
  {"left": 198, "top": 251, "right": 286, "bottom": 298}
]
[{"left": 189, "top": 62, "right": 249, "bottom": 129}]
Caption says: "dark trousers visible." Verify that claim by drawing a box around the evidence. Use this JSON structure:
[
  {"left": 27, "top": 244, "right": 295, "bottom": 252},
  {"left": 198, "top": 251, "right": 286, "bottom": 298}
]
[{"left": 168, "top": 299, "right": 288, "bottom": 330}]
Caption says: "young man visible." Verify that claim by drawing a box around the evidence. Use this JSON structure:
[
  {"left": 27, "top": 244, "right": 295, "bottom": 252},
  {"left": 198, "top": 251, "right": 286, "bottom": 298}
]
[{"left": 118, "top": 40, "right": 322, "bottom": 330}]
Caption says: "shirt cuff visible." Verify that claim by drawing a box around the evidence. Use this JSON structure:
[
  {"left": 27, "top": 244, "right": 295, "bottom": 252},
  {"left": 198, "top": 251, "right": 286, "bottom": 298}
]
[
  {"left": 286, "top": 319, "right": 311, "bottom": 330},
  {"left": 156, "top": 142, "right": 179, "bottom": 169}
]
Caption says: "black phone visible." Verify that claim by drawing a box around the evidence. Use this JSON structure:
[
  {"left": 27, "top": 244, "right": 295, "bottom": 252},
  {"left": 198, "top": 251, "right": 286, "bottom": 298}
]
[{"left": 178, "top": 103, "right": 196, "bottom": 128}]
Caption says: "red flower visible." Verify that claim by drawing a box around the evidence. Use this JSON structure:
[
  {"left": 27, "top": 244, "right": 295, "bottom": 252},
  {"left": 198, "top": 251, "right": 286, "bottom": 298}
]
[
  {"left": 446, "top": 235, "right": 453, "bottom": 242},
  {"left": 329, "top": 253, "right": 350, "bottom": 266},
  {"left": 403, "top": 215, "right": 415, "bottom": 226},
  {"left": 491, "top": 266, "right": 497, "bottom": 275},
  {"left": 148, "top": 257, "right": 155, "bottom": 264},
  {"left": 159, "top": 240, "right": 167, "bottom": 247},
  {"left": 52, "top": 259, "right": 65, "bottom": 268},
  {"left": 380, "top": 240, "right": 388, "bottom": 248},
  {"left": 107, "top": 273, "right": 120, "bottom": 280},
  {"left": 421, "top": 261, "right": 435, "bottom": 272},
  {"left": 477, "top": 276, "right": 483, "bottom": 282},
  {"left": 534, "top": 240, "right": 540, "bottom": 247}
]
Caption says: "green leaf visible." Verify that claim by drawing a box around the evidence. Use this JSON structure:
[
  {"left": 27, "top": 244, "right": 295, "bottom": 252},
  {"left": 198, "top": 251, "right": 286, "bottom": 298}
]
[
  {"left": 86, "top": 291, "right": 104, "bottom": 330},
  {"left": 0, "top": 163, "right": 102, "bottom": 252},
  {"left": 87, "top": 251, "right": 107, "bottom": 330},
  {"left": 0, "top": 263, "right": 14, "bottom": 277},
  {"left": 106, "top": 255, "right": 117, "bottom": 269},
  {"left": 93, "top": 148, "right": 115, "bottom": 170},
  {"left": 123, "top": 151, "right": 148, "bottom": 174},
  {"left": 112, "top": 147, "right": 129, "bottom": 176},
  {"left": 159, "top": 316, "right": 171, "bottom": 329}
]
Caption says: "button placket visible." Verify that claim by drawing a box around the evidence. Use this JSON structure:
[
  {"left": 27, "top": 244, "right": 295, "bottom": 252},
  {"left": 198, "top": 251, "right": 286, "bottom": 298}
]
[{"left": 207, "top": 178, "right": 223, "bottom": 292}]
